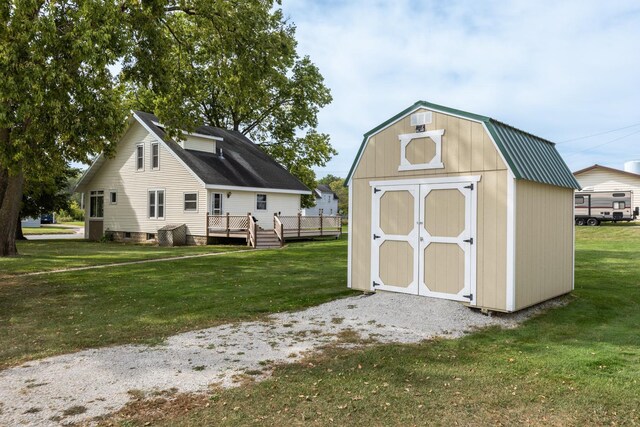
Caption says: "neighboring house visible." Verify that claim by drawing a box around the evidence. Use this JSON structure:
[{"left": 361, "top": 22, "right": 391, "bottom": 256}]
[
  {"left": 573, "top": 164, "right": 640, "bottom": 213},
  {"left": 302, "top": 184, "right": 339, "bottom": 216},
  {"left": 75, "top": 111, "right": 311, "bottom": 244},
  {"left": 21, "top": 217, "right": 41, "bottom": 228},
  {"left": 347, "top": 100, "right": 580, "bottom": 313}
]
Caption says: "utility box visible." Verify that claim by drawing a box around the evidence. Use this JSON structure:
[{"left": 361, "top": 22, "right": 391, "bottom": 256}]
[{"left": 158, "top": 224, "right": 187, "bottom": 247}]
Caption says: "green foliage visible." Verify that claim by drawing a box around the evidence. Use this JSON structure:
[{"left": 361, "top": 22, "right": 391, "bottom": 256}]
[
  {"left": 127, "top": 1, "right": 335, "bottom": 204},
  {"left": 21, "top": 164, "right": 79, "bottom": 221},
  {"left": 56, "top": 200, "right": 84, "bottom": 222}
]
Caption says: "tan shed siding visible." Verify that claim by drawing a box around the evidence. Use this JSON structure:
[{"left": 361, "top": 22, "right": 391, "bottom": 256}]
[
  {"left": 84, "top": 122, "right": 207, "bottom": 236},
  {"left": 350, "top": 109, "right": 508, "bottom": 310},
  {"left": 514, "top": 180, "right": 574, "bottom": 310},
  {"left": 354, "top": 109, "right": 506, "bottom": 181},
  {"left": 350, "top": 178, "right": 372, "bottom": 291},
  {"left": 351, "top": 170, "right": 508, "bottom": 311},
  {"left": 574, "top": 169, "right": 640, "bottom": 212}
]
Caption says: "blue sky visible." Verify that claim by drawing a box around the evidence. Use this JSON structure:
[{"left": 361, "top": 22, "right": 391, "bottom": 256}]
[{"left": 280, "top": 0, "right": 640, "bottom": 178}]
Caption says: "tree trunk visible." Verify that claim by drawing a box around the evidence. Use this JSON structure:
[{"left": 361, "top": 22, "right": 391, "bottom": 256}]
[
  {"left": 0, "top": 128, "right": 25, "bottom": 256},
  {"left": 15, "top": 217, "right": 26, "bottom": 240}
]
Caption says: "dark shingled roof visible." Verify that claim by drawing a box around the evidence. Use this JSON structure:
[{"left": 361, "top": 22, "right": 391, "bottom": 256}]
[
  {"left": 134, "top": 111, "right": 309, "bottom": 193},
  {"left": 316, "top": 184, "right": 338, "bottom": 199}
]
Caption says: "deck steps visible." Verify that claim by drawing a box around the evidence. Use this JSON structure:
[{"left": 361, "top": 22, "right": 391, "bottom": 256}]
[{"left": 254, "top": 230, "right": 282, "bottom": 249}]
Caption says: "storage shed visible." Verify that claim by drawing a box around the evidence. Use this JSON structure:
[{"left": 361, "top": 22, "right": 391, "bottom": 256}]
[{"left": 346, "top": 101, "right": 581, "bottom": 312}]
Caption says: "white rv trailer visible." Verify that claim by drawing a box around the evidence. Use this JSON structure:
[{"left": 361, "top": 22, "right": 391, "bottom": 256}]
[{"left": 574, "top": 190, "right": 637, "bottom": 226}]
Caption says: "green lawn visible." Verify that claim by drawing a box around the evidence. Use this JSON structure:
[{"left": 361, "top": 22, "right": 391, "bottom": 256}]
[
  {"left": 58, "top": 221, "right": 85, "bottom": 227},
  {"left": 0, "top": 240, "right": 247, "bottom": 276},
  {"left": 0, "top": 237, "right": 352, "bottom": 368},
  {"left": 22, "top": 226, "right": 76, "bottom": 235},
  {"left": 108, "top": 224, "right": 640, "bottom": 426}
]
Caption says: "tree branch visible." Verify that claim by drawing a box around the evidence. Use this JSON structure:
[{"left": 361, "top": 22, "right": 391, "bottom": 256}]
[{"left": 241, "top": 97, "right": 293, "bottom": 135}]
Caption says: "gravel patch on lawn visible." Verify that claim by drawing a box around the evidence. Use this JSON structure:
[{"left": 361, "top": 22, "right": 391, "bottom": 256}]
[{"left": 0, "top": 292, "right": 562, "bottom": 426}]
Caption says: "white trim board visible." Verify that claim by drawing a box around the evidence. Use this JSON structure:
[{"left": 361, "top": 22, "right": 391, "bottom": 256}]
[
  {"left": 505, "top": 174, "right": 516, "bottom": 312},
  {"left": 369, "top": 175, "right": 481, "bottom": 187},
  {"left": 205, "top": 184, "right": 311, "bottom": 195},
  {"left": 347, "top": 182, "right": 353, "bottom": 289}
]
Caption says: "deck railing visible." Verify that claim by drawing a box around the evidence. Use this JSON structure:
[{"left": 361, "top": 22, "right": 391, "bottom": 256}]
[
  {"left": 273, "top": 215, "right": 284, "bottom": 246},
  {"left": 207, "top": 212, "right": 341, "bottom": 246},
  {"left": 247, "top": 214, "right": 257, "bottom": 247},
  {"left": 206, "top": 213, "right": 250, "bottom": 238}
]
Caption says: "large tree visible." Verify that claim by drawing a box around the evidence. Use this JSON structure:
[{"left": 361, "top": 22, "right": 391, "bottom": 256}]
[
  {"left": 128, "top": 0, "right": 334, "bottom": 206},
  {"left": 0, "top": 0, "right": 175, "bottom": 256}
]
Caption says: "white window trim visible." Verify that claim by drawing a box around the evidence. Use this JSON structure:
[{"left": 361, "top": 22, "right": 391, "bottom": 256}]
[
  {"left": 256, "top": 193, "right": 267, "bottom": 211},
  {"left": 89, "top": 190, "right": 105, "bottom": 219},
  {"left": 148, "top": 188, "right": 166, "bottom": 220},
  {"left": 151, "top": 142, "right": 160, "bottom": 170},
  {"left": 136, "top": 144, "right": 145, "bottom": 171},
  {"left": 183, "top": 192, "right": 198, "bottom": 213},
  {"left": 210, "top": 192, "right": 223, "bottom": 215},
  {"left": 109, "top": 190, "right": 117, "bottom": 205},
  {"left": 398, "top": 129, "right": 445, "bottom": 171}
]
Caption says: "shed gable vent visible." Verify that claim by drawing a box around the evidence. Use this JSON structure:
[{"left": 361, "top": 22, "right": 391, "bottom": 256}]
[{"left": 411, "top": 112, "right": 432, "bottom": 126}]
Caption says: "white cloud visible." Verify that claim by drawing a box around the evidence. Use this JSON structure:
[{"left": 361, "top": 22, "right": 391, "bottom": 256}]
[{"left": 281, "top": 0, "right": 640, "bottom": 177}]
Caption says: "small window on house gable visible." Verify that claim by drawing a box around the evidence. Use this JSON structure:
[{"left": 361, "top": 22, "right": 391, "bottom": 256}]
[
  {"left": 109, "top": 190, "right": 117, "bottom": 205},
  {"left": 136, "top": 144, "right": 144, "bottom": 171},
  {"left": 151, "top": 143, "right": 159, "bottom": 170}
]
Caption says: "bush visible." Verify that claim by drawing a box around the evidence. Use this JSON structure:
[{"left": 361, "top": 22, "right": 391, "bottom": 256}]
[{"left": 57, "top": 200, "right": 84, "bottom": 222}]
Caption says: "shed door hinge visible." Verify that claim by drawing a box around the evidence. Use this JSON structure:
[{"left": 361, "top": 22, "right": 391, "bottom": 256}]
[
  {"left": 374, "top": 187, "right": 381, "bottom": 193},
  {"left": 373, "top": 234, "right": 381, "bottom": 240},
  {"left": 463, "top": 237, "right": 474, "bottom": 244},
  {"left": 463, "top": 293, "right": 473, "bottom": 300},
  {"left": 464, "top": 183, "right": 474, "bottom": 190},
  {"left": 373, "top": 281, "right": 381, "bottom": 287}
]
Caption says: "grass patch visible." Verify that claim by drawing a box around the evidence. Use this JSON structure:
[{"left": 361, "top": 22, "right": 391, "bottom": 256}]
[
  {"left": 0, "top": 240, "right": 246, "bottom": 277},
  {"left": 58, "top": 221, "right": 85, "bottom": 227},
  {"left": 106, "top": 223, "right": 640, "bottom": 426},
  {"left": 22, "top": 226, "right": 77, "bottom": 235},
  {"left": 0, "top": 237, "right": 353, "bottom": 368}
]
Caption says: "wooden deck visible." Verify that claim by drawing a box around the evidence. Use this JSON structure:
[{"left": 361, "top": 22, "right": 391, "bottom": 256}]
[{"left": 206, "top": 213, "right": 342, "bottom": 248}]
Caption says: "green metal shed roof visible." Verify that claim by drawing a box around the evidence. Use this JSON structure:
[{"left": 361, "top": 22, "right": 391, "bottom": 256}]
[{"left": 346, "top": 100, "right": 581, "bottom": 189}]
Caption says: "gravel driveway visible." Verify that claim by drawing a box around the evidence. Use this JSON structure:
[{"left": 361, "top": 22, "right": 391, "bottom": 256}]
[{"left": 0, "top": 292, "right": 556, "bottom": 426}]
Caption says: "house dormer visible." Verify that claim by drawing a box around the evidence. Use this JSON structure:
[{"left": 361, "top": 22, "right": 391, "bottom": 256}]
[
  {"left": 151, "top": 120, "right": 222, "bottom": 153},
  {"left": 179, "top": 131, "right": 222, "bottom": 154}
]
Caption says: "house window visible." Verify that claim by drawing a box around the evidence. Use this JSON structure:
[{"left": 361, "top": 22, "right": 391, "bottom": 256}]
[
  {"left": 184, "top": 192, "right": 198, "bottom": 212},
  {"left": 109, "top": 190, "right": 117, "bottom": 205},
  {"left": 147, "top": 233, "right": 155, "bottom": 240},
  {"left": 613, "top": 201, "right": 625, "bottom": 209},
  {"left": 89, "top": 190, "right": 104, "bottom": 218},
  {"left": 575, "top": 196, "right": 584, "bottom": 204},
  {"left": 136, "top": 144, "right": 144, "bottom": 171},
  {"left": 211, "top": 193, "right": 223, "bottom": 215},
  {"left": 256, "top": 194, "right": 267, "bottom": 210},
  {"left": 124, "top": 232, "right": 131, "bottom": 239},
  {"left": 148, "top": 189, "right": 165, "bottom": 219},
  {"left": 151, "top": 143, "right": 159, "bottom": 169}
]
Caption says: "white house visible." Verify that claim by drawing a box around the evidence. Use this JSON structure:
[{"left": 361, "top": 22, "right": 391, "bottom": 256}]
[
  {"left": 573, "top": 164, "right": 640, "bottom": 213},
  {"left": 302, "top": 184, "right": 339, "bottom": 216},
  {"left": 75, "top": 111, "right": 312, "bottom": 245}
]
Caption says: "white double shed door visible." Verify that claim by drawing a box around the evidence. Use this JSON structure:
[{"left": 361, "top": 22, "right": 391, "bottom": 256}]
[{"left": 371, "top": 176, "right": 479, "bottom": 305}]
